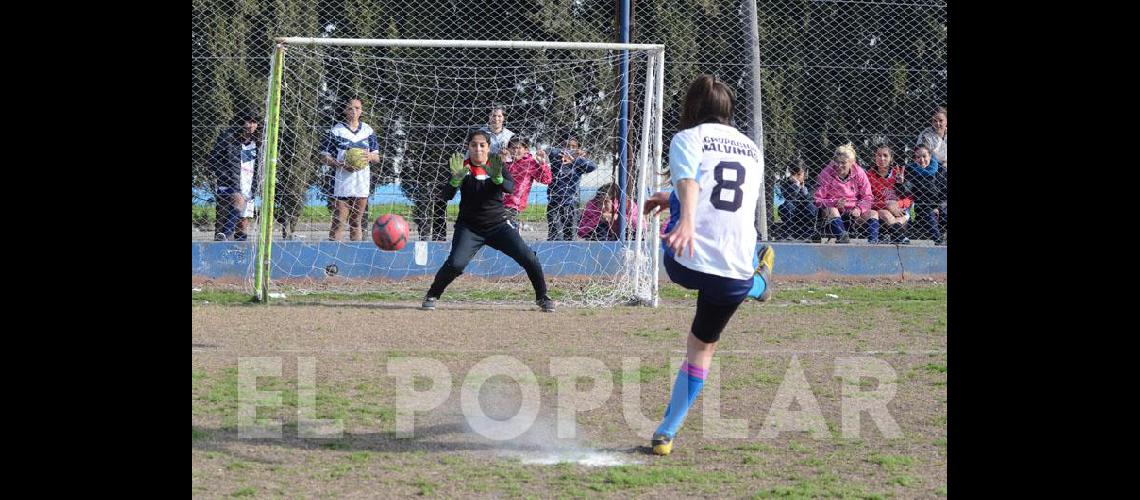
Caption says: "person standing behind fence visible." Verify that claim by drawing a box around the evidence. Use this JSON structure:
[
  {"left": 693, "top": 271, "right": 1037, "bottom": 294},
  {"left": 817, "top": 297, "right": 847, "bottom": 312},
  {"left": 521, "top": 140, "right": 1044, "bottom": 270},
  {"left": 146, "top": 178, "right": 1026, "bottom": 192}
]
[
  {"left": 917, "top": 105, "right": 947, "bottom": 168},
  {"left": 210, "top": 110, "right": 260, "bottom": 241},
  {"left": 321, "top": 98, "right": 380, "bottom": 241},
  {"left": 501, "top": 135, "right": 552, "bottom": 230},
  {"left": 479, "top": 106, "right": 514, "bottom": 155},
  {"left": 545, "top": 134, "right": 598, "bottom": 240}
]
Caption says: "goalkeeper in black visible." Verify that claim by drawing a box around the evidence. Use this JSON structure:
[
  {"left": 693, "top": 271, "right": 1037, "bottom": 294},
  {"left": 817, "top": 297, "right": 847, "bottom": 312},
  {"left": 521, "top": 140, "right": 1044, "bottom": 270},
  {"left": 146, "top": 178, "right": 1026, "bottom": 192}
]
[{"left": 421, "top": 129, "right": 556, "bottom": 312}]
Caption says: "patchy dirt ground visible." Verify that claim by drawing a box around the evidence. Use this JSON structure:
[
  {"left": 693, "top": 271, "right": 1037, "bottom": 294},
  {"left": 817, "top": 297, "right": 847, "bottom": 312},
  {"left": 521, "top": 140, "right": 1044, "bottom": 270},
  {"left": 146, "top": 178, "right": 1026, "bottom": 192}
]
[{"left": 192, "top": 280, "right": 947, "bottom": 498}]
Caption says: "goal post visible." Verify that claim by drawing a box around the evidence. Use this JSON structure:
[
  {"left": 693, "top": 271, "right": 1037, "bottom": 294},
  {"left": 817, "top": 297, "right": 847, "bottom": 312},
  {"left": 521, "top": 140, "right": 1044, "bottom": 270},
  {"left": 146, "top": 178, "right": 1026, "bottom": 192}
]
[{"left": 252, "top": 38, "right": 665, "bottom": 307}]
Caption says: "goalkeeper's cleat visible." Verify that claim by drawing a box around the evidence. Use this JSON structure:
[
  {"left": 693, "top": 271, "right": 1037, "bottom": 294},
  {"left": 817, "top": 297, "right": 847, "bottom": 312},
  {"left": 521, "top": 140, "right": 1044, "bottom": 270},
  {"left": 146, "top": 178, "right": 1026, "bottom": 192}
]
[
  {"left": 537, "top": 297, "right": 556, "bottom": 313},
  {"left": 753, "top": 244, "right": 775, "bottom": 302},
  {"left": 421, "top": 295, "right": 438, "bottom": 311},
  {"left": 651, "top": 433, "right": 673, "bottom": 456}
]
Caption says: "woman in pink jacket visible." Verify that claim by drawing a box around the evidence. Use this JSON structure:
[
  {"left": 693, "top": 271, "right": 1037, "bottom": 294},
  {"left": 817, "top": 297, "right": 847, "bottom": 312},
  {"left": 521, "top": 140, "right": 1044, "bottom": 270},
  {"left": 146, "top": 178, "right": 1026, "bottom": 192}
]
[
  {"left": 578, "top": 182, "right": 641, "bottom": 240},
  {"left": 813, "top": 143, "right": 880, "bottom": 244}
]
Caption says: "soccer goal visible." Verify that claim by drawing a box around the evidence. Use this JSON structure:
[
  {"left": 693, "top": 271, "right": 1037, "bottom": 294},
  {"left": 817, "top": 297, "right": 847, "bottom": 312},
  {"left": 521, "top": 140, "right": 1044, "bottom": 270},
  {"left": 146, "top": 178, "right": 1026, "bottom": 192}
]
[{"left": 250, "top": 38, "right": 665, "bottom": 307}]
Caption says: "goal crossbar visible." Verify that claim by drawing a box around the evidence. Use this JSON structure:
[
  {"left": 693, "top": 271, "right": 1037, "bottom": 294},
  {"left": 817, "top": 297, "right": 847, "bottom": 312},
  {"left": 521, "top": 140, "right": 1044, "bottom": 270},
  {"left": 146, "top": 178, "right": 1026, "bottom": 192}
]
[{"left": 276, "top": 37, "right": 664, "bottom": 53}]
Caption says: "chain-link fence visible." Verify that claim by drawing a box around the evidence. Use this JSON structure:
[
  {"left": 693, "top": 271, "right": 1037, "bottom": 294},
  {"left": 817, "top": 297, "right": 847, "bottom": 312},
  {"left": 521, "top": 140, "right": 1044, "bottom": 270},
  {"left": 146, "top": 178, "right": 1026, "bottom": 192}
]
[
  {"left": 755, "top": 0, "right": 947, "bottom": 245},
  {"left": 193, "top": 0, "right": 947, "bottom": 248}
]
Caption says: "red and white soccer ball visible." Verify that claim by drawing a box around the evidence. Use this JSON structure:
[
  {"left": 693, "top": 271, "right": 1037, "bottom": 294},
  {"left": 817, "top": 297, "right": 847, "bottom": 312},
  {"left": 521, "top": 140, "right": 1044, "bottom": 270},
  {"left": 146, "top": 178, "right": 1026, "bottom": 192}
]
[{"left": 371, "top": 214, "right": 409, "bottom": 251}]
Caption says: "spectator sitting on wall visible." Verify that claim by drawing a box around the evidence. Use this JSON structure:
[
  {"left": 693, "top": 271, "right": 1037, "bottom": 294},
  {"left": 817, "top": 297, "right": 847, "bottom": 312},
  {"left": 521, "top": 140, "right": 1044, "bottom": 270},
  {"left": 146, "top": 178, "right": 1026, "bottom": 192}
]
[
  {"left": 813, "top": 143, "right": 880, "bottom": 244},
  {"left": 866, "top": 144, "right": 912, "bottom": 244},
  {"left": 906, "top": 144, "right": 946, "bottom": 244},
  {"left": 775, "top": 162, "right": 813, "bottom": 241},
  {"left": 578, "top": 182, "right": 641, "bottom": 241}
]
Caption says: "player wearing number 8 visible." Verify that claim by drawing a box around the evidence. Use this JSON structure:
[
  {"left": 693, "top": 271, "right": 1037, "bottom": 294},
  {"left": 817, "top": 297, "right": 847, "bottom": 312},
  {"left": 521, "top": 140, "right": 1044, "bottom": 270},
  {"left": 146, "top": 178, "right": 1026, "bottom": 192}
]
[{"left": 642, "top": 74, "right": 774, "bottom": 456}]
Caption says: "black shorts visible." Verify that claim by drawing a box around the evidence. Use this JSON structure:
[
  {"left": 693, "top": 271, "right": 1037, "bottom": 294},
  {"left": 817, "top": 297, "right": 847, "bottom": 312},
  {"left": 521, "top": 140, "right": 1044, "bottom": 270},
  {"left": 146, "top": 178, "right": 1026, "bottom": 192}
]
[{"left": 663, "top": 253, "right": 753, "bottom": 344}]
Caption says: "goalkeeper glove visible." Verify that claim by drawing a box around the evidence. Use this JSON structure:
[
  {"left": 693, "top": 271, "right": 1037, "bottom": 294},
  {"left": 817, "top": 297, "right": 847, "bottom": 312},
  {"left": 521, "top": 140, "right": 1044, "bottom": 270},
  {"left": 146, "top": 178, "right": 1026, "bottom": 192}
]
[
  {"left": 488, "top": 155, "right": 505, "bottom": 185},
  {"left": 449, "top": 152, "right": 466, "bottom": 187}
]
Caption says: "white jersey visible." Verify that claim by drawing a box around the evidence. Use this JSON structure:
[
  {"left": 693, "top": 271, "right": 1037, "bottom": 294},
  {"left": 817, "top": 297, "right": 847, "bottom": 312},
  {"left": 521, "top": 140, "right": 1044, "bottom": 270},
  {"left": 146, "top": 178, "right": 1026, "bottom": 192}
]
[
  {"left": 239, "top": 141, "right": 256, "bottom": 199},
  {"left": 239, "top": 141, "right": 257, "bottom": 217},
  {"left": 322, "top": 122, "right": 379, "bottom": 198},
  {"left": 667, "top": 123, "right": 762, "bottom": 280}
]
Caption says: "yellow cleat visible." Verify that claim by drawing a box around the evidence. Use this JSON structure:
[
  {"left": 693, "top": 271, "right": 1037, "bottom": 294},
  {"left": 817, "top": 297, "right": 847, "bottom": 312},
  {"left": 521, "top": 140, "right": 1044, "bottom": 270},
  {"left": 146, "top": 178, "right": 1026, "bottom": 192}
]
[
  {"left": 651, "top": 433, "right": 673, "bottom": 456},
  {"left": 753, "top": 244, "right": 775, "bottom": 302}
]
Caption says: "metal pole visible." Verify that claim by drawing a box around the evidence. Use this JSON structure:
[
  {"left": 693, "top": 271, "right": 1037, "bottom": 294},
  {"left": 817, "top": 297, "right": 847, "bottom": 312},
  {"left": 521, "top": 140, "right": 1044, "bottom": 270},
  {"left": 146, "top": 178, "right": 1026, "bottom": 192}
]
[
  {"left": 617, "top": 0, "right": 632, "bottom": 241},
  {"left": 744, "top": 0, "right": 769, "bottom": 241}
]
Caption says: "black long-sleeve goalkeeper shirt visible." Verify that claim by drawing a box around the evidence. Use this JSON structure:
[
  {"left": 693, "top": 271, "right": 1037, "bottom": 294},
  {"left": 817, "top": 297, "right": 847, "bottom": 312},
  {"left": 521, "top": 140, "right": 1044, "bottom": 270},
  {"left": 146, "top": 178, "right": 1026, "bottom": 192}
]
[{"left": 441, "top": 162, "right": 516, "bottom": 233}]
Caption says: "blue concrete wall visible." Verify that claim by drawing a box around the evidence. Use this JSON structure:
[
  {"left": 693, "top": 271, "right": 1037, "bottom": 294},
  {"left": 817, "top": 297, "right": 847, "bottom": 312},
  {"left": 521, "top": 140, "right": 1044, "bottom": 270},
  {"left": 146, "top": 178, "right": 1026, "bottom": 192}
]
[{"left": 193, "top": 241, "right": 945, "bottom": 280}]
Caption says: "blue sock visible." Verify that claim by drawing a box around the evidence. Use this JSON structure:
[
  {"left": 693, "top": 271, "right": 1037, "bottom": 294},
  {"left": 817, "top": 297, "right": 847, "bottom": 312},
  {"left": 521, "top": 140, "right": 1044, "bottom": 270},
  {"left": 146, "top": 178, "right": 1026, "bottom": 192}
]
[
  {"left": 748, "top": 252, "right": 767, "bottom": 299},
  {"left": 867, "top": 218, "right": 880, "bottom": 243},
  {"left": 655, "top": 361, "right": 707, "bottom": 438},
  {"left": 829, "top": 217, "right": 846, "bottom": 237}
]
